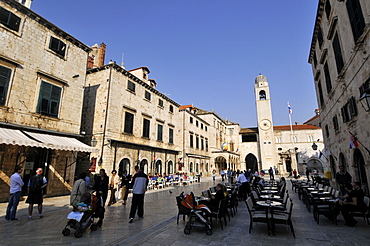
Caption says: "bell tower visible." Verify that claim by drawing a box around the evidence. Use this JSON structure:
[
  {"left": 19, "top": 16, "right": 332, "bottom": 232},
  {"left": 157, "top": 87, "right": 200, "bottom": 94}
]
[{"left": 254, "top": 74, "right": 277, "bottom": 171}]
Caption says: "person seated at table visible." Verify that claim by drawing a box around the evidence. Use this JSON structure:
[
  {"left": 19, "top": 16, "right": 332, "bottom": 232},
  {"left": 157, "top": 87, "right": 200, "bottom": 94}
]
[
  {"left": 202, "top": 183, "right": 226, "bottom": 212},
  {"left": 339, "top": 183, "right": 360, "bottom": 227},
  {"left": 278, "top": 177, "right": 286, "bottom": 187},
  {"left": 253, "top": 177, "right": 265, "bottom": 189},
  {"left": 353, "top": 182, "right": 367, "bottom": 213}
]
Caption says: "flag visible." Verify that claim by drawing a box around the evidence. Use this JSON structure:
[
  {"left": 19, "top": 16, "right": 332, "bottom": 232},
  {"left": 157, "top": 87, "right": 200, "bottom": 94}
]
[
  {"left": 288, "top": 102, "right": 292, "bottom": 114},
  {"left": 319, "top": 151, "right": 323, "bottom": 159},
  {"left": 350, "top": 135, "right": 359, "bottom": 149}
]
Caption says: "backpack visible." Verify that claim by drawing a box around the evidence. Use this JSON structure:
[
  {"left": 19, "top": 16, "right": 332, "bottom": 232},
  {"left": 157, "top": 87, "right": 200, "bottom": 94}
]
[{"left": 29, "top": 175, "right": 43, "bottom": 192}]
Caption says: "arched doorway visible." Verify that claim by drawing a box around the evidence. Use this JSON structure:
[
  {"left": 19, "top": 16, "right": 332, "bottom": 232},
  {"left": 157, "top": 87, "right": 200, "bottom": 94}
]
[
  {"left": 189, "top": 162, "right": 193, "bottom": 173},
  {"left": 118, "top": 158, "right": 130, "bottom": 176},
  {"left": 245, "top": 153, "right": 258, "bottom": 172},
  {"left": 339, "top": 153, "right": 347, "bottom": 168},
  {"left": 214, "top": 156, "right": 227, "bottom": 172},
  {"left": 155, "top": 160, "right": 162, "bottom": 174},
  {"left": 330, "top": 155, "right": 336, "bottom": 178},
  {"left": 140, "top": 159, "right": 148, "bottom": 174},
  {"left": 196, "top": 163, "right": 199, "bottom": 173},
  {"left": 285, "top": 157, "right": 292, "bottom": 173},
  {"left": 354, "top": 149, "right": 368, "bottom": 193},
  {"left": 306, "top": 158, "right": 324, "bottom": 174},
  {"left": 167, "top": 160, "right": 173, "bottom": 174}
]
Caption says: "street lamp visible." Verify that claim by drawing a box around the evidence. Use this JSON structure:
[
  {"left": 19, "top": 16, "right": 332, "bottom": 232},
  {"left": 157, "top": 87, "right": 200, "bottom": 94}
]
[
  {"left": 312, "top": 142, "right": 318, "bottom": 151},
  {"left": 360, "top": 89, "right": 370, "bottom": 111},
  {"left": 91, "top": 137, "right": 98, "bottom": 147}
]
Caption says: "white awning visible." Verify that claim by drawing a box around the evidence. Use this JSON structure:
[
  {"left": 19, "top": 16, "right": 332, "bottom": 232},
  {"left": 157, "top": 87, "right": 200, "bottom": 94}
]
[
  {"left": 0, "top": 128, "right": 41, "bottom": 147},
  {"left": 24, "top": 131, "right": 97, "bottom": 153}
]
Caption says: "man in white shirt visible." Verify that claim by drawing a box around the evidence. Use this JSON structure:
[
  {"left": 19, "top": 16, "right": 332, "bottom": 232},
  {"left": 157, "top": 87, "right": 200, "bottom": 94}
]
[{"left": 5, "top": 166, "right": 24, "bottom": 221}]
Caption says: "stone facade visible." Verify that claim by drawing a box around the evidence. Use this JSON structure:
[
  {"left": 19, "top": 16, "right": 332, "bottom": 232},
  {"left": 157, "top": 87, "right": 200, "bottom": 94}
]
[
  {"left": 308, "top": 0, "right": 370, "bottom": 192},
  {"left": 0, "top": 0, "right": 91, "bottom": 202}
]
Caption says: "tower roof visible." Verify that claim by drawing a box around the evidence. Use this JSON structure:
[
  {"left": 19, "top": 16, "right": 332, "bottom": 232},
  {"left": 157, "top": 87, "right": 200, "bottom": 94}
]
[{"left": 255, "top": 74, "right": 267, "bottom": 83}]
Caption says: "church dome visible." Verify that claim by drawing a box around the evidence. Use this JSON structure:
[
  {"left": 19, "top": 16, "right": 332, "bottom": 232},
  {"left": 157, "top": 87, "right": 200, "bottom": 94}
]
[{"left": 255, "top": 74, "right": 268, "bottom": 83}]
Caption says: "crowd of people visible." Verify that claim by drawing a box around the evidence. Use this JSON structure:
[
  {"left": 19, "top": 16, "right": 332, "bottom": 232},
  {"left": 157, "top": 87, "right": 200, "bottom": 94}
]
[{"left": 4, "top": 164, "right": 368, "bottom": 230}]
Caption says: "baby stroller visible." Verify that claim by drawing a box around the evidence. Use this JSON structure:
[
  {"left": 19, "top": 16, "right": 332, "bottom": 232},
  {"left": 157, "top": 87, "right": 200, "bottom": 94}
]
[
  {"left": 62, "top": 193, "right": 103, "bottom": 238},
  {"left": 181, "top": 192, "right": 212, "bottom": 235}
]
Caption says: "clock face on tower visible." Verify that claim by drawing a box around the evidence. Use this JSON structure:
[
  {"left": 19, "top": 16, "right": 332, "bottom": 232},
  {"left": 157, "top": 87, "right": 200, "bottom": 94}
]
[{"left": 259, "top": 119, "right": 271, "bottom": 131}]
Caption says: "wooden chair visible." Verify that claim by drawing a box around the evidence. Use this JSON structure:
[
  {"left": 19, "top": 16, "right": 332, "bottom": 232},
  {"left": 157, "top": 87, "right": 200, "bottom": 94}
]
[
  {"left": 209, "top": 199, "right": 227, "bottom": 230},
  {"left": 245, "top": 197, "right": 270, "bottom": 235},
  {"left": 271, "top": 198, "right": 295, "bottom": 237}
]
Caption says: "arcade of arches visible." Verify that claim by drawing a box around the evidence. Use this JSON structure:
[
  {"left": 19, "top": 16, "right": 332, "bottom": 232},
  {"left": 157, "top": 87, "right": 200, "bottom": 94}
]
[{"left": 214, "top": 155, "right": 239, "bottom": 172}]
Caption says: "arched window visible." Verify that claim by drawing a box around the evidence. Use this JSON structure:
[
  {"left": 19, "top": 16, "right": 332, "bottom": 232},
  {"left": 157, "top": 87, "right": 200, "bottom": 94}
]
[{"left": 259, "top": 90, "right": 266, "bottom": 100}]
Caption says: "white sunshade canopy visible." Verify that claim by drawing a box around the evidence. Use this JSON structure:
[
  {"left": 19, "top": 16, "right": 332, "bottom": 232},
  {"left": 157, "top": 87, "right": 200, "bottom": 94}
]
[
  {"left": 0, "top": 127, "right": 41, "bottom": 147},
  {"left": 23, "top": 131, "right": 97, "bottom": 153}
]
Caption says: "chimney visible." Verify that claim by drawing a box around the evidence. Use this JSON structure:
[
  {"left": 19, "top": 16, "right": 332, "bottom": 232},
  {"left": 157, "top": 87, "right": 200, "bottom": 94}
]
[{"left": 89, "top": 43, "right": 106, "bottom": 68}]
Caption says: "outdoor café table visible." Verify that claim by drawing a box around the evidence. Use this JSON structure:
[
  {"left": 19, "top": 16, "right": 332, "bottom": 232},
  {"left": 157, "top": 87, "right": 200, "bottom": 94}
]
[
  {"left": 263, "top": 187, "right": 278, "bottom": 190},
  {"left": 261, "top": 190, "right": 279, "bottom": 194},
  {"left": 256, "top": 201, "right": 283, "bottom": 236}
]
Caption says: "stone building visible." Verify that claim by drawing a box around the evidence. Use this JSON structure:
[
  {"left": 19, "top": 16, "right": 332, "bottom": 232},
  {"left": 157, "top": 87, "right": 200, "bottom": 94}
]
[
  {"left": 82, "top": 63, "right": 182, "bottom": 176},
  {"left": 308, "top": 0, "right": 369, "bottom": 192},
  {"left": 0, "top": 0, "right": 94, "bottom": 202}
]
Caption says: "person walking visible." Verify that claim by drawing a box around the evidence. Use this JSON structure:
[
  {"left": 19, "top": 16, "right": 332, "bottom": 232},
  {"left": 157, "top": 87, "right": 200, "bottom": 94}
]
[
  {"left": 121, "top": 170, "right": 131, "bottom": 205},
  {"left": 268, "top": 167, "right": 274, "bottom": 180},
  {"left": 5, "top": 166, "right": 24, "bottom": 221},
  {"left": 129, "top": 166, "right": 149, "bottom": 223},
  {"left": 70, "top": 172, "right": 87, "bottom": 208},
  {"left": 227, "top": 168, "right": 232, "bottom": 183},
  {"left": 220, "top": 169, "right": 226, "bottom": 181},
  {"left": 305, "top": 168, "right": 310, "bottom": 181},
  {"left": 93, "top": 169, "right": 109, "bottom": 227},
  {"left": 108, "top": 170, "right": 120, "bottom": 206},
  {"left": 26, "top": 168, "right": 48, "bottom": 220},
  {"left": 212, "top": 169, "right": 216, "bottom": 181}
]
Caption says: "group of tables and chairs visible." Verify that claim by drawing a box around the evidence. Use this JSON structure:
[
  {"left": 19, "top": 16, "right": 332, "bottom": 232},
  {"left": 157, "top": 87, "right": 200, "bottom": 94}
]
[
  {"left": 176, "top": 182, "right": 239, "bottom": 231},
  {"left": 292, "top": 179, "right": 370, "bottom": 226},
  {"left": 245, "top": 179, "right": 295, "bottom": 237}
]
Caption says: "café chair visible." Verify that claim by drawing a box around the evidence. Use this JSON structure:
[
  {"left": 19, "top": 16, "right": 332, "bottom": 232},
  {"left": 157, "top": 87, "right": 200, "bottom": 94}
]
[
  {"left": 271, "top": 198, "right": 295, "bottom": 238},
  {"left": 245, "top": 197, "right": 271, "bottom": 235},
  {"left": 350, "top": 196, "right": 370, "bottom": 225},
  {"left": 209, "top": 199, "right": 227, "bottom": 230},
  {"left": 176, "top": 196, "right": 190, "bottom": 224}
]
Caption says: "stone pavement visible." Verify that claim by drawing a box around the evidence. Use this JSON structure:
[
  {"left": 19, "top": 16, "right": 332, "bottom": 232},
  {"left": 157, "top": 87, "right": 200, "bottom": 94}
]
[{"left": 1, "top": 176, "right": 370, "bottom": 246}]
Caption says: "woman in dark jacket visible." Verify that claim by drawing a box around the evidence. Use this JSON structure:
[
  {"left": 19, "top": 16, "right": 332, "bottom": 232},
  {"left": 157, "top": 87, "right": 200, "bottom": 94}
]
[{"left": 93, "top": 169, "right": 109, "bottom": 226}]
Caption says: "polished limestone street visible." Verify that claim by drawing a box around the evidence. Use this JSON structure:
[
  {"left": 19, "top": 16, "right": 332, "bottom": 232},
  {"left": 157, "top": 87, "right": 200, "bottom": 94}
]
[{"left": 1, "top": 176, "right": 370, "bottom": 246}]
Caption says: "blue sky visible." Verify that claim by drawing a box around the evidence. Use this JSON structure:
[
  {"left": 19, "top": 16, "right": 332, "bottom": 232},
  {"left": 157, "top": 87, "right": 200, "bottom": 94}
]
[{"left": 32, "top": 0, "right": 319, "bottom": 128}]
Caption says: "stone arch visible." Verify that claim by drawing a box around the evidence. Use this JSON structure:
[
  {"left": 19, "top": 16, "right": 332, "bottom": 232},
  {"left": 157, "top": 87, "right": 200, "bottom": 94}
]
[
  {"left": 259, "top": 90, "right": 266, "bottom": 100},
  {"left": 167, "top": 160, "right": 173, "bottom": 174},
  {"left": 155, "top": 160, "right": 162, "bottom": 174},
  {"left": 306, "top": 158, "right": 324, "bottom": 174},
  {"left": 245, "top": 153, "right": 258, "bottom": 172},
  {"left": 339, "top": 152, "right": 348, "bottom": 168},
  {"left": 354, "top": 149, "right": 368, "bottom": 193},
  {"left": 189, "top": 162, "right": 193, "bottom": 173},
  {"left": 214, "top": 156, "right": 227, "bottom": 172},
  {"left": 140, "top": 159, "right": 148, "bottom": 174},
  {"left": 118, "top": 158, "right": 131, "bottom": 176}
]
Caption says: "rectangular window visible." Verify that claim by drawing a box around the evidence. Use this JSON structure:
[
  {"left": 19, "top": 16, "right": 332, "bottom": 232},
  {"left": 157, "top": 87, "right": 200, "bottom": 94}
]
[
  {"left": 346, "top": 0, "right": 365, "bottom": 42},
  {"left": 318, "top": 81, "right": 324, "bottom": 106},
  {"left": 157, "top": 124, "right": 163, "bottom": 141},
  {"left": 333, "top": 115, "right": 339, "bottom": 130},
  {"left": 128, "top": 80, "right": 135, "bottom": 92},
  {"left": 142, "top": 118, "right": 150, "bottom": 138},
  {"left": 190, "top": 134, "right": 194, "bottom": 148},
  {"left": 332, "top": 32, "right": 344, "bottom": 74},
  {"left": 0, "top": 7, "right": 21, "bottom": 31},
  {"left": 145, "top": 91, "right": 151, "bottom": 101},
  {"left": 158, "top": 99, "right": 163, "bottom": 107},
  {"left": 169, "top": 105, "right": 174, "bottom": 113},
  {"left": 124, "top": 112, "right": 134, "bottom": 134},
  {"left": 0, "top": 65, "right": 11, "bottom": 106},
  {"left": 196, "top": 135, "right": 199, "bottom": 149},
  {"left": 201, "top": 138, "right": 204, "bottom": 150},
  {"left": 325, "top": 0, "right": 331, "bottom": 19},
  {"left": 341, "top": 97, "right": 358, "bottom": 122},
  {"left": 324, "top": 62, "right": 332, "bottom": 93},
  {"left": 37, "top": 81, "right": 62, "bottom": 117},
  {"left": 317, "top": 27, "right": 323, "bottom": 49},
  {"left": 190, "top": 117, "right": 193, "bottom": 123},
  {"left": 313, "top": 52, "right": 318, "bottom": 68},
  {"left": 49, "top": 37, "right": 66, "bottom": 57},
  {"left": 169, "top": 128, "right": 174, "bottom": 144},
  {"left": 196, "top": 121, "right": 199, "bottom": 127},
  {"left": 205, "top": 139, "right": 208, "bottom": 151}
]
